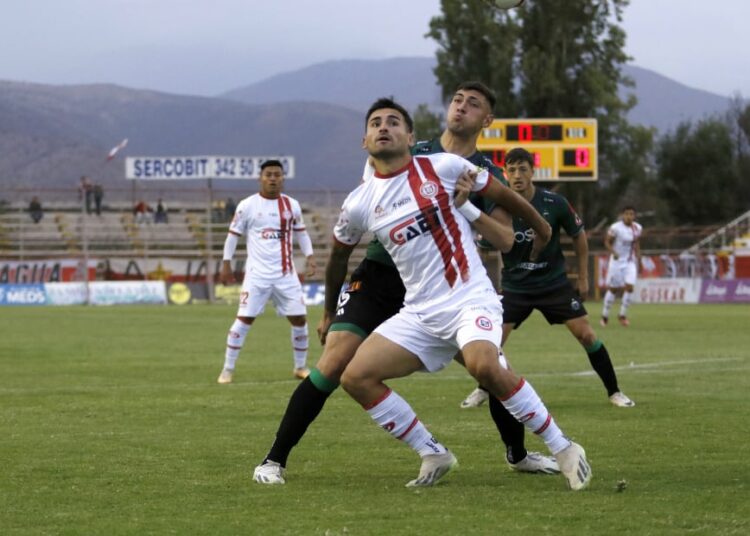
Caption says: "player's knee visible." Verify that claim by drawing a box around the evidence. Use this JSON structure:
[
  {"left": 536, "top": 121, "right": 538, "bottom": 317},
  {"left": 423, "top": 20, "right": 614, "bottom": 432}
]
[
  {"left": 287, "top": 315, "right": 306, "bottom": 326},
  {"left": 579, "top": 330, "right": 597, "bottom": 347}
]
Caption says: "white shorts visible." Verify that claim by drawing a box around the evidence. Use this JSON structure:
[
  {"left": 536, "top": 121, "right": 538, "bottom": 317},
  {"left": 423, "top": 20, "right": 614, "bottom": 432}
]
[
  {"left": 605, "top": 259, "right": 638, "bottom": 288},
  {"left": 374, "top": 298, "right": 504, "bottom": 372},
  {"left": 237, "top": 273, "right": 306, "bottom": 317}
]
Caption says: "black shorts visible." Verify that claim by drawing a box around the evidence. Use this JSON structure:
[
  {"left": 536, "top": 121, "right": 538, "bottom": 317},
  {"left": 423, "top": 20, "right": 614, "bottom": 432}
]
[
  {"left": 502, "top": 281, "right": 587, "bottom": 328},
  {"left": 329, "top": 259, "right": 405, "bottom": 338}
]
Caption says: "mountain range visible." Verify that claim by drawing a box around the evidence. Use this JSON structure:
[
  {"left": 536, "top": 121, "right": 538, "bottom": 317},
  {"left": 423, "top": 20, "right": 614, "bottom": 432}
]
[{"left": 0, "top": 57, "right": 734, "bottom": 202}]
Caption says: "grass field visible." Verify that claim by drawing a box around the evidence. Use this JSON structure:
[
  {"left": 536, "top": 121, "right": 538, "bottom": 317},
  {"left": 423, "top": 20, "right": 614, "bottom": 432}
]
[{"left": 1, "top": 303, "right": 749, "bottom": 535}]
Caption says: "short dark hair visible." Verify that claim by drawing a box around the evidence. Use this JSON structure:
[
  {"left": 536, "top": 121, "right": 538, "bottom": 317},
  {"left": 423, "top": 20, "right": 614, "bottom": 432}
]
[
  {"left": 504, "top": 147, "right": 534, "bottom": 168},
  {"left": 260, "top": 159, "right": 283, "bottom": 171},
  {"left": 365, "top": 98, "right": 414, "bottom": 132},
  {"left": 622, "top": 205, "right": 636, "bottom": 212},
  {"left": 456, "top": 81, "right": 497, "bottom": 111}
]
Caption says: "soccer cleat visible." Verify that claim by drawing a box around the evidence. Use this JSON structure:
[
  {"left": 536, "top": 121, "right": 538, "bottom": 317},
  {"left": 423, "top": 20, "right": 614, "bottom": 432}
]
[
  {"left": 293, "top": 367, "right": 310, "bottom": 380},
  {"left": 599, "top": 316, "right": 608, "bottom": 327},
  {"left": 253, "top": 461, "right": 286, "bottom": 485},
  {"left": 460, "top": 387, "right": 489, "bottom": 408},
  {"left": 557, "top": 441, "right": 592, "bottom": 491},
  {"left": 618, "top": 315, "right": 630, "bottom": 327},
  {"left": 508, "top": 451, "right": 560, "bottom": 474},
  {"left": 405, "top": 451, "right": 458, "bottom": 487},
  {"left": 217, "top": 369, "right": 234, "bottom": 384},
  {"left": 609, "top": 391, "right": 635, "bottom": 408}
]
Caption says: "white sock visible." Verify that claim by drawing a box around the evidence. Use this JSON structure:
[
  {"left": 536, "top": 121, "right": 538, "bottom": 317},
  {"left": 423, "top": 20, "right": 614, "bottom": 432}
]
[
  {"left": 619, "top": 292, "right": 632, "bottom": 317},
  {"left": 291, "top": 324, "right": 309, "bottom": 369},
  {"left": 223, "top": 319, "right": 251, "bottom": 371},
  {"left": 602, "top": 290, "right": 616, "bottom": 318},
  {"left": 500, "top": 379, "right": 570, "bottom": 455},
  {"left": 365, "top": 389, "right": 447, "bottom": 457}
]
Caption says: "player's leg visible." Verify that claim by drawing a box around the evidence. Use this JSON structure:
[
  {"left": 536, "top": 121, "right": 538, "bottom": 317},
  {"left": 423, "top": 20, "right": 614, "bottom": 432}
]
[
  {"left": 254, "top": 330, "right": 364, "bottom": 484},
  {"left": 457, "top": 304, "right": 591, "bottom": 490},
  {"left": 618, "top": 264, "right": 637, "bottom": 325},
  {"left": 255, "top": 260, "right": 404, "bottom": 483},
  {"left": 273, "top": 275, "right": 310, "bottom": 377},
  {"left": 341, "top": 318, "right": 457, "bottom": 487},
  {"left": 217, "top": 280, "right": 267, "bottom": 383},
  {"left": 565, "top": 316, "right": 634, "bottom": 407},
  {"left": 601, "top": 262, "right": 622, "bottom": 325}
]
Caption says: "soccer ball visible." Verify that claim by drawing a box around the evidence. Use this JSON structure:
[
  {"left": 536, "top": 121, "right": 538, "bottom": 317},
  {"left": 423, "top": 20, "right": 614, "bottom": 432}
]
[{"left": 485, "top": 0, "right": 525, "bottom": 9}]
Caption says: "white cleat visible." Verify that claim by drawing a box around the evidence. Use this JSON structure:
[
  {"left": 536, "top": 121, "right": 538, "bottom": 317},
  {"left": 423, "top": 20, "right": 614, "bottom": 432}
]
[
  {"left": 557, "top": 441, "right": 592, "bottom": 491},
  {"left": 217, "top": 369, "right": 234, "bottom": 384},
  {"left": 293, "top": 367, "right": 310, "bottom": 380},
  {"left": 253, "top": 461, "right": 286, "bottom": 485},
  {"left": 508, "top": 451, "right": 560, "bottom": 474},
  {"left": 406, "top": 451, "right": 458, "bottom": 488},
  {"left": 609, "top": 391, "right": 635, "bottom": 408},
  {"left": 460, "top": 387, "right": 489, "bottom": 408}
]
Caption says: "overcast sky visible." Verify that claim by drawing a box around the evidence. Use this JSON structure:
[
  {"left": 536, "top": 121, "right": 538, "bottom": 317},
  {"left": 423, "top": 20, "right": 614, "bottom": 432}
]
[{"left": 1, "top": 0, "right": 746, "bottom": 98}]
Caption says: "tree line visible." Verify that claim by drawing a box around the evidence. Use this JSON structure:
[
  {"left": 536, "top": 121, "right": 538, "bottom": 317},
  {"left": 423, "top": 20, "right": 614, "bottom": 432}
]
[{"left": 417, "top": 0, "right": 749, "bottom": 227}]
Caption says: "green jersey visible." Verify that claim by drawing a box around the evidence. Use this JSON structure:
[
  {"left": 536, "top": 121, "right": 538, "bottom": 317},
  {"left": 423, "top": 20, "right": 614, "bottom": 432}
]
[
  {"left": 364, "top": 138, "right": 506, "bottom": 266},
  {"left": 500, "top": 188, "right": 584, "bottom": 293}
]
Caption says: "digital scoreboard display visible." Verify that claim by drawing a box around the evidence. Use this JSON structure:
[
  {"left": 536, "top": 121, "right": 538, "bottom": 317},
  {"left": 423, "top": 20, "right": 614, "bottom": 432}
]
[{"left": 476, "top": 118, "right": 598, "bottom": 181}]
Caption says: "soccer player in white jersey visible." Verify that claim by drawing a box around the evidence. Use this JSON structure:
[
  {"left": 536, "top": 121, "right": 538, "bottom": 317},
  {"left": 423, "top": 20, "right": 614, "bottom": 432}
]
[
  {"left": 216, "top": 160, "right": 317, "bottom": 384},
  {"left": 601, "top": 206, "right": 642, "bottom": 327},
  {"left": 333, "top": 98, "right": 591, "bottom": 490}
]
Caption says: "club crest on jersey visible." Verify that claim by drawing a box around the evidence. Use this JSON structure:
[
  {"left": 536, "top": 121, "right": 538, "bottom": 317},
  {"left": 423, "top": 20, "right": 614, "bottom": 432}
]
[
  {"left": 475, "top": 316, "right": 493, "bottom": 331},
  {"left": 281, "top": 210, "right": 292, "bottom": 220},
  {"left": 419, "top": 181, "right": 438, "bottom": 199},
  {"left": 261, "top": 228, "right": 283, "bottom": 239},
  {"left": 388, "top": 206, "right": 440, "bottom": 245}
]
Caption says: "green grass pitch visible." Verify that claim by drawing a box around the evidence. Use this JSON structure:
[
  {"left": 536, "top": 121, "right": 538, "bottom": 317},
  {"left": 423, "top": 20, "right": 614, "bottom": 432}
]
[{"left": 1, "top": 303, "right": 749, "bottom": 535}]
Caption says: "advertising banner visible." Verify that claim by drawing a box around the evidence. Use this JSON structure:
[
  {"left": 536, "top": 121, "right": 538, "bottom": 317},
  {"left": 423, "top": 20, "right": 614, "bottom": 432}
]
[
  {"left": 632, "top": 278, "right": 702, "bottom": 304},
  {"left": 45, "top": 282, "right": 88, "bottom": 305},
  {"left": 125, "top": 155, "right": 295, "bottom": 180},
  {"left": 0, "top": 284, "right": 47, "bottom": 305},
  {"left": 88, "top": 281, "right": 167, "bottom": 306},
  {"left": 0, "top": 259, "right": 98, "bottom": 283},
  {"left": 699, "top": 279, "right": 750, "bottom": 303}
]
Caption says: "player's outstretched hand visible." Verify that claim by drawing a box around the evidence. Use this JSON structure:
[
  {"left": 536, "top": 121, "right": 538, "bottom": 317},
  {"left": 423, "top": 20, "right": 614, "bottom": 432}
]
[
  {"left": 454, "top": 169, "right": 477, "bottom": 207},
  {"left": 317, "top": 310, "right": 333, "bottom": 345}
]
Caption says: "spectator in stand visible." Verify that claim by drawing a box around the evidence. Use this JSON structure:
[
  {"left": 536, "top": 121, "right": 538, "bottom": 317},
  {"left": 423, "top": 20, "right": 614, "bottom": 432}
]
[
  {"left": 133, "top": 199, "right": 152, "bottom": 225},
  {"left": 225, "top": 197, "right": 237, "bottom": 222},
  {"left": 28, "top": 196, "right": 43, "bottom": 223},
  {"left": 79, "top": 176, "right": 94, "bottom": 214},
  {"left": 93, "top": 184, "right": 104, "bottom": 216},
  {"left": 154, "top": 198, "right": 168, "bottom": 224}
]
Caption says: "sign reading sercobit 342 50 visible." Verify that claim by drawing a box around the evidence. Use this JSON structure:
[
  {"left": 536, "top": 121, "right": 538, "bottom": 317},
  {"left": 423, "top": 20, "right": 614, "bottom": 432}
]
[{"left": 125, "top": 156, "right": 295, "bottom": 180}]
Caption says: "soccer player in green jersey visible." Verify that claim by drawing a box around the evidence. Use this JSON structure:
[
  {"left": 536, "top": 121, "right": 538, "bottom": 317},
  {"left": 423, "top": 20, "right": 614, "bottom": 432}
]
[
  {"left": 253, "top": 83, "right": 560, "bottom": 486},
  {"left": 460, "top": 147, "right": 635, "bottom": 409}
]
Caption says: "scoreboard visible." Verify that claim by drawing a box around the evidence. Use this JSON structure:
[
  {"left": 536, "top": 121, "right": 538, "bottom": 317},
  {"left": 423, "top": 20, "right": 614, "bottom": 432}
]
[{"left": 476, "top": 118, "right": 598, "bottom": 181}]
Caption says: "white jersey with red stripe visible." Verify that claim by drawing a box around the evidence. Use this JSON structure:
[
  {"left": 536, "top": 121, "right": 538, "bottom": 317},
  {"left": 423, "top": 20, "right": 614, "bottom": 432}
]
[
  {"left": 229, "top": 193, "right": 306, "bottom": 280},
  {"left": 607, "top": 220, "right": 642, "bottom": 263},
  {"left": 334, "top": 153, "right": 494, "bottom": 313}
]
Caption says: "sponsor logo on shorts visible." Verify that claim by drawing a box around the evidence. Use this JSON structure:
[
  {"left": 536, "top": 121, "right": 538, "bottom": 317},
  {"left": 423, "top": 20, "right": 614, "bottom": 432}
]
[
  {"left": 475, "top": 316, "right": 493, "bottom": 330},
  {"left": 570, "top": 298, "right": 581, "bottom": 311}
]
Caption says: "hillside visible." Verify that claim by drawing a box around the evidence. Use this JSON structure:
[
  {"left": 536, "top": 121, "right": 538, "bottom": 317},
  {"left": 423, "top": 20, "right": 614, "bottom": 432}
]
[
  {"left": 223, "top": 58, "right": 732, "bottom": 133},
  {"left": 0, "top": 81, "right": 364, "bottom": 200}
]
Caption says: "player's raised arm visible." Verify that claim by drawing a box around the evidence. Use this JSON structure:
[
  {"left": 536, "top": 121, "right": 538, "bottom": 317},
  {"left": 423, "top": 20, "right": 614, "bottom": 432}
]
[
  {"left": 454, "top": 170, "right": 513, "bottom": 252},
  {"left": 480, "top": 177, "right": 552, "bottom": 260}
]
